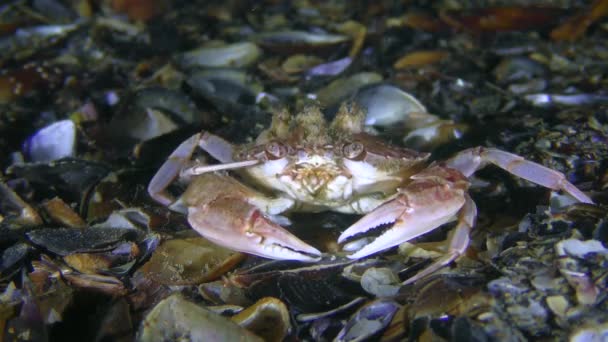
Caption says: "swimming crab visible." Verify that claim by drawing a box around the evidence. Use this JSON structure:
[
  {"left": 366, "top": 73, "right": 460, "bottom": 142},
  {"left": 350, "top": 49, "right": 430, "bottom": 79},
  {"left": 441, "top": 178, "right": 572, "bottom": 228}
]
[{"left": 148, "top": 104, "right": 593, "bottom": 284}]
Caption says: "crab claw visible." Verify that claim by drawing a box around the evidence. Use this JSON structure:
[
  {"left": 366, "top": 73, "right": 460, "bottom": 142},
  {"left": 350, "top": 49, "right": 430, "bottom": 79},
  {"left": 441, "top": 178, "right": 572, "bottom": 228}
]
[
  {"left": 187, "top": 197, "right": 321, "bottom": 262},
  {"left": 338, "top": 187, "right": 465, "bottom": 259}
]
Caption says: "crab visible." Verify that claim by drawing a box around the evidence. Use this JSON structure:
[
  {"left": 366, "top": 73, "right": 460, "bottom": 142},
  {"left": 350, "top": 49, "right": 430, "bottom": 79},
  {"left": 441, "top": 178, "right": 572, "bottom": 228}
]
[{"left": 148, "top": 104, "right": 593, "bottom": 284}]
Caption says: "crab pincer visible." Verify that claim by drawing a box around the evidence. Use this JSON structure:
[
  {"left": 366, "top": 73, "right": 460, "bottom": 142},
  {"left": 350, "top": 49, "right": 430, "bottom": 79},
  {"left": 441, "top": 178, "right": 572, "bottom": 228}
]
[{"left": 183, "top": 174, "right": 322, "bottom": 261}]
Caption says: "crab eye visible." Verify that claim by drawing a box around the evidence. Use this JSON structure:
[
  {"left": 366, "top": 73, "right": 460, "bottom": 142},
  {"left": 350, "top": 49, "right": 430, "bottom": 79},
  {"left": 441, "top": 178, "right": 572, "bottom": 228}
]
[
  {"left": 343, "top": 142, "right": 365, "bottom": 160},
  {"left": 265, "top": 141, "right": 287, "bottom": 160}
]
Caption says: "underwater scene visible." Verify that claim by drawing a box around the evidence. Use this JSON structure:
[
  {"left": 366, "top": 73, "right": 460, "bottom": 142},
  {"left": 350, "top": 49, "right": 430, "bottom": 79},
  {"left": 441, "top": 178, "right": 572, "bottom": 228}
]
[{"left": 0, "top": 1, "right": 607, "bottom": 341}]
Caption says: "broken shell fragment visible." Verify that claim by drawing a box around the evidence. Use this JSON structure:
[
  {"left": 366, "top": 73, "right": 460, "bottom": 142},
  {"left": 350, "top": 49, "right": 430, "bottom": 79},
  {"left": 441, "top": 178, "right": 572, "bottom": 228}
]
[
  {"left": 198, "top": 280, "right": 251, "bottom": 307},
  {"left": 296, "top": 297, "right": 366, "bottom": 322},
  {"left": 20, "top": 265, "right": 74, "bottom": 326},
  {"left": 136, "top": 293, "right": 263, "bottom": 342},
  {"left": 360, "top": 267, "right": 401, "bottom": 297},
  {"left": 0, "top": 181, "right": 42, "bottom": 226},
  {"left": 138, "top": 237, "right": 245, "bottom": 285},
  {"left": 40, "top": 197, "right": 86, "bottom": 228},
  {"left": 63, "top": 253, "right": 113, "bottom": 274},
  {"left": 62, "top": 272, "right": 128, "bottom": 296},
  {"left": 555, "top": 238, "right": 607, "bottom": 305},
  {"left": 231, "top": 297, "right": 291, "bottom": 342},
  {"left": 25, "top": 120, "right": 76, "bottom": 163},
  {"left": 570, "top": 322, "right": 608, "bottom": 342},
  {"left": 545, "top": 295, "right": 570, "bottom": 318}
]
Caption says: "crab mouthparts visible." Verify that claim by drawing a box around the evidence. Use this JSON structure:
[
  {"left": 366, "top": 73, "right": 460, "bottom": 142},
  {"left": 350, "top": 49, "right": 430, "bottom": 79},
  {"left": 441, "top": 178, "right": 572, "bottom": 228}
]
[{"left": 292, "top": 164, "right": 340, "bottom": 194}]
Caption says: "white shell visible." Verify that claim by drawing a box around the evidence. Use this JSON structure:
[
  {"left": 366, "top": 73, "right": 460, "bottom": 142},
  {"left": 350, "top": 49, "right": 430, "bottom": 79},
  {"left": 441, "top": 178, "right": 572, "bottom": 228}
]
[{"left": 27, "top": 120, "right": 76, "bottom": 162}]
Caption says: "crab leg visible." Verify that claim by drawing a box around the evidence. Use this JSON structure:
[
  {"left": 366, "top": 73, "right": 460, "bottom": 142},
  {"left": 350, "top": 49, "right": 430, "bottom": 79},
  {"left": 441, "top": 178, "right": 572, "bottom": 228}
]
[
  {"left": 148, "top": 133, "right": 201, "bottom": 206},
  {"left": 445, "top": 147, "right": 593, "bottom": 203},
  {"left": 338, "top": 166, "right": 469, "bottom": 260},
  {"left": 148, "top": 132, "right": 258, "bottom": 206},
  {"left": 198, "top": 132, "right": 236, "bottom": 163},
  {"left": 402, "top": 194, "right": 477, "bottom": 285},
  {"left": 184, "top": 174, "right": 321, "bottom": 261}
]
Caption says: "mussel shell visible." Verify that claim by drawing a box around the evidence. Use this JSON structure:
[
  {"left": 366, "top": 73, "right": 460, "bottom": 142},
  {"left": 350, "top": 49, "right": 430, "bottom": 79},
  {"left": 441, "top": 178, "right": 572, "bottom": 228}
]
[
  {"left": 335, "top": 299, "right": 400, "bottom": 342},
  {"left": 264, "top": 272, "right": 359, "bottom": 313},
  {"left": 187, "top": 76, "right": 258, "bottom": 108},
  {"left": 305, "top": 56, "right": 352, "bottom": 78},
  {"left": 187, "top": 68, "right": 263, "bottom": 93},
  {"left": 352, "top": 84, "right": 427, "bottom": 127},
  {"left": 27, "top": 227, "right": 143, "bottom": 256},
  {"left": 408, "top": 276, "right": 487, "bottom": 318},
  {"left": 233, "top": 259, "right": 364, "bottom": 313},
  {"left": 91, "top": 298, "right": 134, "bottom": 341},
  {"left": 282, "top": 54, "right": 324, "bottom": 74},
  {"left": 130, "top": 87, "right": 201, "bottom": 126},
  {"left": 85, "top": 170, "right": 174, "bottom": 223},
  {"left": 175, "top": 42, "right": 262, "bottom": 69},
  {"left": 315, "top": 72, "right": 382, "bottom": 107},
  {"left": 255, "top": 31, "right": 349, "bottom": 54},
  {"left": 310, "top": 318, "right": 344, "bottom": 341},
  {"left": 31, "top": 0, "right": 76, "bottom": 22},
  {"left": 0, "top": 23, "right": 79, "bottom": 64},
  {"left": 186, "top": 75, "right": 268, "bottom": 142},
  {"left": 493, "top": 57, "right": 547, "bottom": 84},
  {"left": 7, "top": 158, "right": 110, "bottom": 203},
  {"left": 1, "top": 243, "right": 34, "bottom": 278}
]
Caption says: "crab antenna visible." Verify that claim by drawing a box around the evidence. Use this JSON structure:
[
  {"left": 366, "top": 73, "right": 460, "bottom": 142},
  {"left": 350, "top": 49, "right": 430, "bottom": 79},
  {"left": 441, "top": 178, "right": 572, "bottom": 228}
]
[{"left": 181, "top": 159, "right": 260, "bottom": 177}]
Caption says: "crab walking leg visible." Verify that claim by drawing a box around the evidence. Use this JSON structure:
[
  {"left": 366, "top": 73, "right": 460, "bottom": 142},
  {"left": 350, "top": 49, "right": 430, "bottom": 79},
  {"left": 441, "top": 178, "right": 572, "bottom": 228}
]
[
  {"left": 445, "top": 147, "right": 593, "bottom": 203},
  {"left": 198, "top": 132, "right": 236, "bottom": 163},
  {"left": 182, "top": 132, "right": 261, "bottom": 176},
  {"left": 148, "top": 132, "right": 261, "bottom": 205},
  {"left": 148, "top": 133, "right": 200, "bottom": 206},
  {"left": 402, "top": 194, "right": 477, "bottom": 285},
  {"left": 339, "top": 167, "right": 469, "bottom": 259},
  {"left": 183, "top": 173, "right": 321, "bottom": 261}
]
